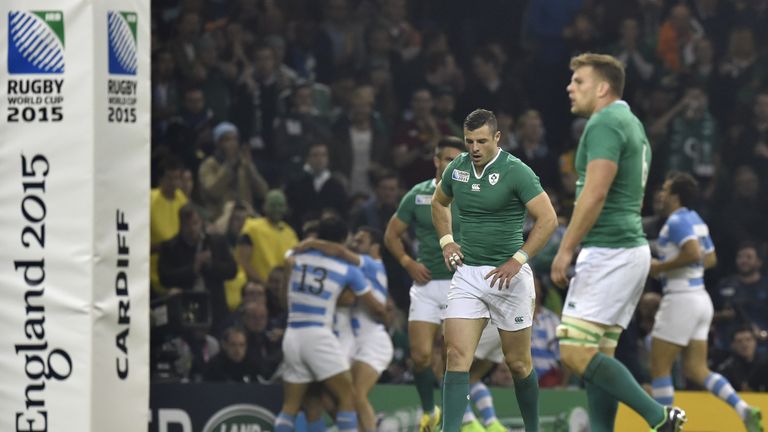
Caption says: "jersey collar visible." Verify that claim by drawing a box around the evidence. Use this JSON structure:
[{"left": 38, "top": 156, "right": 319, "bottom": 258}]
[{"left": 472, "top": 148, "right": 502, "bottom": 179}]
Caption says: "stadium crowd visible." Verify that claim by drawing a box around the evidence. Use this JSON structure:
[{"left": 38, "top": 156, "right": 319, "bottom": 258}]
[{"left": 148, "top": 0, "right": 768, "bottom": 396}]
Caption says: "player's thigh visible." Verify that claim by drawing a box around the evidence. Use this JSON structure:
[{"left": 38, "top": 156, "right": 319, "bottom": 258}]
[
  {"left": 408, "top": 320, "right": 441, "bottom": 363},
  {"left": 282, "top": 381, "right": 311, "bottom": 413},
  {"left": 474, "top": 322, "right": 504, "bottom": 364},
  {"left": 485, "top": 264, "right": 535, "bottom": 331},
  {"left": 445, "top": 266, "right": 490, "bottom": 320},
  {"left": 562, "top": 246, "right": 650, "bottom": 328},
  {"left": 351, "top": 360, "right": 381, "bottom": 395},
  {"left": 444, "top": 317, "right": 486, "bottom": 370},
  {"left": 681, "top": 339, "right": 711, "bottom": 383},
  {"left": 499, "top": 326, "right": 532, "bottom": 363},
  {"left": 650, "top": 337, "right": 684, "bottom": 377},
  {"left": 409, "top": 279, "right": 450, "bottom": 324},
  {"left": 469, "top": 358, "right": 497, "bottom": 382}
]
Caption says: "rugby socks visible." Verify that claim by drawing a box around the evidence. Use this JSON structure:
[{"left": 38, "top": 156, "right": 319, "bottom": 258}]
[
  {"left": 442, "top": 371, "right": 470, "bottom": 432},
  {"left": 275, "top": 412, "right": 295, "bottom": 432},
  {"left": 583, "top": 352, "right": 665, "bottom": 427},
  {"left": 704, "top": 372, "right": 750, "bottom": 419},
  {"left": 513, "top": 369, "right": 540, "bottom": 432},
  {"left": 463, "top": 404, "right": 478, "bottom": 423},
  {"left": 651, "top": 376, "right": 675, "bottom": 405},
  {"left": 414, "top": 367, "right": 437, "bottom": 413},
  {"left": 307, "top": 418, "right": 326, "bottom": 432},
  {"left": 586, "top": 381, "right": 618, "bottom": 432},
  {"left": 470, "top": 381, "right": 499, "bottom": 426},
  {"left": 336, "top": 411, "right": 358, "bottom": 432}
]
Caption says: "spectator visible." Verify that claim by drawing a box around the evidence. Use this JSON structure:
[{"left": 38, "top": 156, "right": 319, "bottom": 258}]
[
  {"left": 514, "top": 110, "right": 559, "bottom": 190},
  {"left": 713, "top": 242, "right": 768, "bottom": 345},
  {"left": 712, "top": 166, "right": 768, "bottom": 262},
  {"left": 198, "top": 122, "right": 269, "bottom": 220},
  {"left": 284, "top": 142, "right": 348, "bottom": 231},
  {"left": 204, "top": 327, "right": 254, "bottom": 382},
  {"left": 158, "top": 205, "right": 237, "bottom": 329},
  {"left": 151, "top": 50, "right": 180, "bottom": 137},
  {"left": 237, "top": 189, "right": 298, "bottom": 283},
  {"left": 170, "top": 11, "right": 202, "bottom": 81},
  {"left": 351, "top": 171, "right": 400, "bottom": 232},
  {"left": 239, "top": 302, "right": 283, "bottom": 381},
  {"left": 460, "top": 48, "right": 526, "bottom": 121},
  {"left": 609, "top": 18, "right": 655, "bottom": 100},
  {"left": 169, "top": 327, "right": 220, "bottom": 382},
  {"left": 151, "top": 157, "right": 188, "bottom": 295},
  {"left": 392, "top": 89, "right": 451, "bottom": 187},
  {"left": 330, "top": 86, "right": 391, "bottom": 195},
  {"left": 656, "top": 4, "right": 704, "bottom": 73},
  {"left": 730, "top": 90, "right": 768, "bottom": 176},
  {"left": 273, "top": 83, "right": 333, "bottom": 182},
  {"left": 715, "top": 27, "right": 765, "bottom": 114},
  {"left": 715, "top": 326, "right": 768, "bottom": 391},
  {"left": 315, "top": 0, "right": 363, "bottom": 83},
  {"left": 164, "top": 86, "right": 215, "bottom": 174}
]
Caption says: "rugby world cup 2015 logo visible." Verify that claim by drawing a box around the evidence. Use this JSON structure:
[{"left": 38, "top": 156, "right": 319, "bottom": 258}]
[
  {"left": 8, "top": 11, "right": 65, "bottom": 74},
  {"left": 107, "top": 11, "right": 137, "bottom": 75}
]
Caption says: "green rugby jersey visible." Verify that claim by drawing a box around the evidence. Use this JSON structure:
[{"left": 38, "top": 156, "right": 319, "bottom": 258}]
[
  {"left": 440, "top": 150, "right": 543, "bottom": 267},
  {"left": 575, "top": 101, "right": 651, "bottom": 248},
  {"left": 395, "top": 179, "right": 460, "bottom": 280}
]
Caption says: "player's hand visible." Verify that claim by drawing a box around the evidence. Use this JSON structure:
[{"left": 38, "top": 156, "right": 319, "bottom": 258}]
[
  {"left": 551, "top": 249, "right": 574, "bottom": 289},
  {"left": 485, "top": 258, "right": 522, "bottom": 290},
  {"left": 649, "top": 258, "right": 663, "bottom": 278},
  {"left": 403, "top": 257, "right": 432, "bottom": 285},
  {"left": 442, "top": 242, "right": 464, "bottom": 271}
]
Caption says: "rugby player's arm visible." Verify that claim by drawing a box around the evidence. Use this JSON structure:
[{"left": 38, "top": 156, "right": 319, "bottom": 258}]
[
  {"left": 384, "top": 216, "right": 412, "bottom": 266},
  {"left": 358, "top": 290, "right": 387, "bottom": 321},
  {"left": 431, "top": 181, "right": 454, "bottom": 238},
  {"left": 520, "top": 191, "right": 558, "bottom": 258},
  {"left": 558, "top": 159, "right": 617, "bottom": 252},
  {"left": 236, "top": 235, "right": 262, "bottom": 282},
  {"left": 653, "top": 238, "right": 702, "bottom": 274},
  {"left": 297, "top": 239, "right": 361, "bottom": 266},
  {"left": 703, "top": 250, "right": 717, "bottom": 269}
]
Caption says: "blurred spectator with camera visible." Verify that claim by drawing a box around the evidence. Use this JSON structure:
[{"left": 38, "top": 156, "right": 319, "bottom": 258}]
[
  {"left": 714, "top": 326, "right": 768, "bottom": 391},
  {"left": 158, "top": 204, "right": 237, "bottom": 329}
]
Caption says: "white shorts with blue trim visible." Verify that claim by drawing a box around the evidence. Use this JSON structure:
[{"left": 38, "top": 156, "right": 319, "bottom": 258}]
[{"left": 652, "top": 290, "right": 713, "bottom": 346}]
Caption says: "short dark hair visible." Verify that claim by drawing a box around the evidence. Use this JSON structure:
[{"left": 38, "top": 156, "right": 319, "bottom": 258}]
[
  {"left": 357, "top": 226, "right": 383, "bottom": 247},
  {"left": 666, "top": 171, "right": 699, "bottom": 207},
  {"left": 178, "top": 203, "right": 199, "bottom": 224},
  {"left": 221, "top": 326, "right": 246, "bottom": 343},
  {"left": 437, "top": 136, "right": 465, "bottom": 154},
  {"left": 570, "top": 53, "right": 626, "bottom": 98},
  {"left": 736, "top": 240, "right": 760, "bottom": 255},
  {"left": 463, "top": 109, "right": 497, "bottom": 133},
  {"left": 473, "top": 48, "right": 499, "bottom": 69},
  {"left": 158, "top": 156, "right": 184, "bottom": 178},
  {"left": 317, "top": 216, "right": 349, "bottom": 243},
  {"left": 302, "top": 219, "right": 321, "bottom": 238},
  {"left": 731, "top": 324, "right": 756, "bottom": 342}
]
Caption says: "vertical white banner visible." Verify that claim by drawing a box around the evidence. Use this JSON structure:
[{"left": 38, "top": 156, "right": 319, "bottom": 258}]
[{"left": 0, "top": 1, "right": 149, "bottom": 431}]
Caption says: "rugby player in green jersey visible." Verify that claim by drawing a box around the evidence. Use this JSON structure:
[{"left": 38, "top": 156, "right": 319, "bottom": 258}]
[
  {"left": 550, "top": 53, "right": 686, "bottom": 432},
  {"left": 432, "top": 109, "right": 558, "bottom": 432}
]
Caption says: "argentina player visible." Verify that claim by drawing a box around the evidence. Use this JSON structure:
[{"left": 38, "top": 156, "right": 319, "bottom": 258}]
[
  {"left": 274, "top": 217, "right": 386, "bottom": 432},
  {"left": 649, "top": 172, "right": 763, "bottom": 432}
]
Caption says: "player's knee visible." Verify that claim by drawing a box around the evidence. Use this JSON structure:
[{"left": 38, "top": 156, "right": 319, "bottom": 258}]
[
  {"left": 683, "top": 365, "right": 710, "bottom": 385},
  {"left": 504, "top": 356, "right": 532, "bottom": 379},
  {"left": 445, "top": 342, "right": 473, "bottom": 370},
  {"left": 410, "top": 346, "right": 433, "bottom": 370}
]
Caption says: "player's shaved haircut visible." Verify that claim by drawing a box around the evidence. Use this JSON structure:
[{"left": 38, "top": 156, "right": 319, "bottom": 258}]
[
  {"left": 463, "top": 109, "right": 497, "bottom": 133},
  {"left": 570, "top": 53, "right": 626, "bottom": 98}
]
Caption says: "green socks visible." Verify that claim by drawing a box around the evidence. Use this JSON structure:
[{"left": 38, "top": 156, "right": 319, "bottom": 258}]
[
  {"left": 513, "top": 369, "right": 540, "bottom": 432},
  {"left": 442, "top": 371, "right": 470, "bottom": 432},
  {"left": 584, "top": 352, "right": 665, "bottom": 427},
  {"left": 586, "top": 381, "right": 618, "bottom": 432},
  {"left": 414, "top": 367, "right": 437, "bottom": 413}
]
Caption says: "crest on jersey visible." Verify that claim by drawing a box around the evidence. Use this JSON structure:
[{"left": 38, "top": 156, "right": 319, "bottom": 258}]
[
  {"left": 489, "top": 173, "right": 499, "bottom": 185},
  {"left": 452, "top": 169, "right": 469, "bottom": 183}
]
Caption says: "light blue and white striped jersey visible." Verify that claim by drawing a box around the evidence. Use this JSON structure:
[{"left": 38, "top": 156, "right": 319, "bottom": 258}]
[
  {"left": 531, "top": 307, "right": 561, "bottom": 378},
  {"left": 351, "top": 255, "right": 388, "bottom": 334},
  {"left": 288, "top": 250, "right": 370, "bottom": 329},
  {"left": 657, "top": 208, "right": 714, "bottom": 293}
]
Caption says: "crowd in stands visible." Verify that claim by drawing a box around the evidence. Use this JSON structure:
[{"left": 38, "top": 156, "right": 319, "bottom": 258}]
[{"left": 149, "top": 0, "right": 768, "bottom": 392}]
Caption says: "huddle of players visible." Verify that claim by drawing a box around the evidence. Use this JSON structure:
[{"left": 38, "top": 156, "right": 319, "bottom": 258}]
[{"left": 273, "top": 52, "right": 764, "bottom": 432}]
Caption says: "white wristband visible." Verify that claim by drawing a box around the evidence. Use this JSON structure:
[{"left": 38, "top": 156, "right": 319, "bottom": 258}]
[
  {"left": 512, "top": 250, "right": 528, "bottom": 265},
  {"left": 439, "top": 234, "right": 454, "bottom": 249}
]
